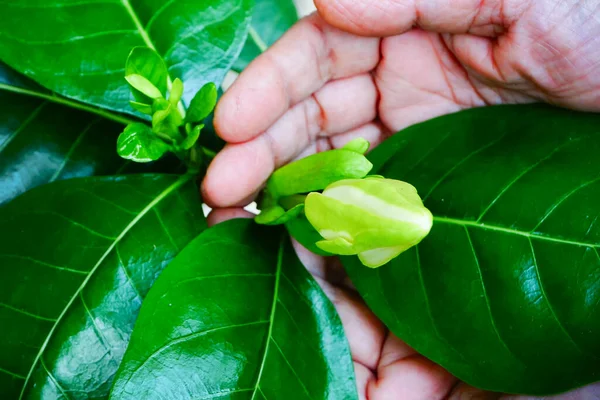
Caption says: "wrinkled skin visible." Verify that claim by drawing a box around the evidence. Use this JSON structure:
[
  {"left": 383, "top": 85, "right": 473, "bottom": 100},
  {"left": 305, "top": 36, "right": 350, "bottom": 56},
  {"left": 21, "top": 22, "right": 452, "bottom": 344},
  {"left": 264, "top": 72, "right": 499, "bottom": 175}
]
[{"left": 202, "top": 0, "right": 600, "bottom": 398}]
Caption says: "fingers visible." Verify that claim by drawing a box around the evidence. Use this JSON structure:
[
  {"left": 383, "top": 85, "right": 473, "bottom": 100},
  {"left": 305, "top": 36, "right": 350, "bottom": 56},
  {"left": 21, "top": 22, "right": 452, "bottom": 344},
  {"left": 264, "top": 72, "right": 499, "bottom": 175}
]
[
  {"left": 203, "top": 74, "right": 379, "bottom": 207},
  {"left": 354, "top": 362, "right": 376, "bottom": 400},
  {"left": 369, "top": 333, "right": 457, "bottom": 400},
  {"left": 292, "top": 122, "right": 389, "bottom": 162},
  {"left": 314, "top": 0, "right": 526, "bottom": 37},
  {"left": 214, "top": 13, "right": 380, "bottom": 144}
]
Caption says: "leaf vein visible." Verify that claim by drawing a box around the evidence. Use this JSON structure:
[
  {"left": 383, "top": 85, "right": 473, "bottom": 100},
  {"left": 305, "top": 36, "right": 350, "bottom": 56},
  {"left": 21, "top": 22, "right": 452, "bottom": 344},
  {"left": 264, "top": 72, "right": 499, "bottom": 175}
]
[
  {"left": 25, "top": 210, "right": 117, "bottom": 240},
  {"left": 250, "top": 237, "right": 284, "bottom": 400},
  {"left": 0, "top": 254, "right": 88, "bottom": 275},
  {"left": 144, "top": 0, "right": 176, "bottom": 31},
  {"left": 18, "top": 174, "right": 193, "bottom": 399},
  {"left": 48, "top": 120, "right": 99, "bottom": 183},
  {"left": 0, "top": 102, "right": 47, "bottom": 153},
  {"left": 0, "top": 0, "right": 117, "bottom": 9},
  {"left": 0, "top": 29, "right": 137, "bottom": 46},
  {"left": 0, "top": 302, "right": 56, "bottom": 322},
  {"left": 0, "top": 83, "right": 136, "bottom": 126},
  {"left": 463, "top": 227, "right": 525, "bottom": 364},
  {"left": 124, "top": 320, "right": 269, "bottom": 386},
  {"left": 163, "top": 4, "right": 241, "bottom": 59},
  {"left": 423, "top": 133, "right": 508, "bottom": 201},
  {"left": 528, "top": 238, "right": 591, "bottom": 357},
  {"left": 476, "top": 137, "right": 584, "bottom": 222},
  {"left": 434, "top": 217, "right": 599, "bottom": 248},
  {"left": 80, "top": 293, "right": 114, "bottom": 359},
  {"left": 40, "top": 357, "right": 70, "bottom": 400},
  {"left": 0, "top": 366, "right": 26, "bottom": 380},
  {"left": 270, "top": 338, "right": 313, "bottom": 399},
  {"left": 154, "top": 208, "right": 179, "bottom": 251},
  {"left": 116, "top": 246, "right": 143, "bottom": 301},
  {"left": 532, "top": 176, "right": 600, "bottom": 232}
]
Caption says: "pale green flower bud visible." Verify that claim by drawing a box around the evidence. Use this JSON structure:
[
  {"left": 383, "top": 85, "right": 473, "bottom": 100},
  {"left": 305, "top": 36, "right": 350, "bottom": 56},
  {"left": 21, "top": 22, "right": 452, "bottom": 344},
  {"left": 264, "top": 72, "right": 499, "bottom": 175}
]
[{"left": 304, "top": 177, "right": 433, "bottom": 268}]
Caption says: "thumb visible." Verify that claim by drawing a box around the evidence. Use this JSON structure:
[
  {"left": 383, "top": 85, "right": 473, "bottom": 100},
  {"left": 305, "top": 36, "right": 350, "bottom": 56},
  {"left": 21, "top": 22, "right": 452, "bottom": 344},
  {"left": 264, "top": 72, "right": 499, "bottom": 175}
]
[{"left": 314, "top": 0, "right": 527, "bottom": 37}]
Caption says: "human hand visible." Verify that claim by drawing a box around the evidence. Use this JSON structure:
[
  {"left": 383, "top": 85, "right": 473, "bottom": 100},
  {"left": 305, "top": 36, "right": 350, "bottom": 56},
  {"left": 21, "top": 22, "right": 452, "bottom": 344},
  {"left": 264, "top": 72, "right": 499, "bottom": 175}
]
[
  {"left": 203, "top": 0, "right": 600, "bottom": 397},
  {"left": 203, "top": 0, "right": 600, "bottom": 208}
]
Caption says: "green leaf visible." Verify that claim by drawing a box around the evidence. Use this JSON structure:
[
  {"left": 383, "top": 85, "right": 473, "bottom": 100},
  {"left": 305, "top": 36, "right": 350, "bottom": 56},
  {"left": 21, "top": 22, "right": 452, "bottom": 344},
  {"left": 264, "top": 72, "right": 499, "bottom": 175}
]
[
  {"left": 0, "top": 0, "right": 252, "bottom": 114},
  {"left": 0, "top": 174, "right": 206, "bottom": 398},
  {"left": 180, "top": 124, "right": 203, "bottom": 150},
  {"left": 342, "top": 104, "right": 600, "bottom": 395},
  {"left": 185, "top": 82, "right": 218, "bottom": 123},
  {"left": 110, "top": 219, "right": 358, "bottom": 400},
  {"left": 286, "top": 215, "right": 333, "bottom": 257},
  {"left": 125, "top": 47, "right": 169, "bottom": 103},
  {"left": 117, "top": 123, "right": 172, "bottom": 162},
  {"left": 233, "top": 0, "right": 298, "bottom": 71},
  {"left": 0, "top": 62, "right": 183, "bottom": 206},
  {"left": 129, "top": 101, "right": 153, "bottom": 115},
  {"left": 255, "top": 204, "right": 304, "bottom": 225},
  {"left": 196, "top": 88, "right": 227, "bottom": 154},
  {"left": 151, "top": 105, "right": 173, "bottom": 128},
  {"left": 169, "top": 78, "right": 184, "bottom": 106},
  {"left": 125, "top": 74, "right": 163, "bottom": 100}
]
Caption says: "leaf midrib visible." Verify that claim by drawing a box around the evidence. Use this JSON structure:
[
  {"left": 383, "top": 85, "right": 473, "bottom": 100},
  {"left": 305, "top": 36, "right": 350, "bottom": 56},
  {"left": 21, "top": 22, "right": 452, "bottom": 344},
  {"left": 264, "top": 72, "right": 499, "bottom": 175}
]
[
  {"left": 18, "top": 173, "right": 194, "bottom": 400},
  {"left": 434, "top": 216, "right": 598, "bottom": 248},
  {"left": 0, "top": 83, "right": 137, "bottom": 126},
  {"left": 250, "top": 237, "right": 284, "bottom": 400}
]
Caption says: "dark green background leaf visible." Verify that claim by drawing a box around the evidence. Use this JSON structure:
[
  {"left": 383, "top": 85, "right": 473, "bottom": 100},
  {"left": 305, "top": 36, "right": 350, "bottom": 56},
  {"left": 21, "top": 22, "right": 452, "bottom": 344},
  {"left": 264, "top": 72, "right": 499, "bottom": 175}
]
[
  {"left": 0, "top": 0, "right": 252, "bottom": 114},
  {"left": 0, "top": 63, "right": 184, "bottom": 206},
  {"left": 0, "top": 174, "right": 206, "bottom": 398},
  {"left": 233, "top": 0, "right": 298, "bottom": 71},
  {"left": 110, "top": 219, "right": 358, "bottom": 400},
  {"left": 343, "top": 104, "right": 600, "bottom": 395}
]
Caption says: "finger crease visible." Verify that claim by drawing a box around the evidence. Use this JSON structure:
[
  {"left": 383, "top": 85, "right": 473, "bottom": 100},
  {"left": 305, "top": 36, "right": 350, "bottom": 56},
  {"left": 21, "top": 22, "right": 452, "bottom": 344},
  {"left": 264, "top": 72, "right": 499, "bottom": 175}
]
[{"left": 310, "top": 93, "right": 328, "bottom": 136}]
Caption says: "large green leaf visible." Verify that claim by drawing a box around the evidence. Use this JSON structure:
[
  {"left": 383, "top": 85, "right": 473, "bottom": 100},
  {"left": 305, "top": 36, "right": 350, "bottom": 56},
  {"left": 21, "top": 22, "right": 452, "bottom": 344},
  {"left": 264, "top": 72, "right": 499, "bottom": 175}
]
[
  {"left": 233, "top": 0, "right": 298, "bottom": 71},
  {"left": 0, "top": 0, "right": 252, "bottom": 114},
  {"left": 0, "top": 174, "right": 206, "bottom": 399},
  {"left": 110, "top": 219, "right": 358, "bottom": 400},
  {"left": 0, "top": 62, "right": 184, "bottom": 205},
  {"left": 343, "top": 104, "right": 600, "bottom": 395}
]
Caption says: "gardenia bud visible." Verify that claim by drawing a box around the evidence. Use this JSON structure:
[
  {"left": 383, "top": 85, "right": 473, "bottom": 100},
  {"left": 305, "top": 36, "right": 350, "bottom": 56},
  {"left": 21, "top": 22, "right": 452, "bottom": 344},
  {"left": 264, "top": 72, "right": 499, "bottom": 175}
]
[{"left": 304, "top": 177, "right": 433, "bottom": 268}]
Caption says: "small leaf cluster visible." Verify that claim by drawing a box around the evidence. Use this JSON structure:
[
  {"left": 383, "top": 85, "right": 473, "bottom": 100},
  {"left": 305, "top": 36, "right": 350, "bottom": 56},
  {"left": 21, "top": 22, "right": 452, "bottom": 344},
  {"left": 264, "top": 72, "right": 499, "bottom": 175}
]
[{"left": 117, "top": 47, "right": 217, "bottom": 168}]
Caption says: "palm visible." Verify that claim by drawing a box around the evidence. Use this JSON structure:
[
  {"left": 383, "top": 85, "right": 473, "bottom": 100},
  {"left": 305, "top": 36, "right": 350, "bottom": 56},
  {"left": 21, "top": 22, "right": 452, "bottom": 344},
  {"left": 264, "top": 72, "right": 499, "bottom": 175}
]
[
  {"left": 374, "top": 9, "right": 600, "bottom": 136},
  {"left": 203, "top": 0, "right": 600, "bottom": 397}
]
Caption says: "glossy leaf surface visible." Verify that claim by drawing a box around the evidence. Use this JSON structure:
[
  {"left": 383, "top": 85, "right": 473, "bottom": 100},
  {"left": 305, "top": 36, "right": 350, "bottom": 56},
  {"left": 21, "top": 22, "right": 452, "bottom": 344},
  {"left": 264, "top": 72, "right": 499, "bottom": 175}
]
[
  {"left": 185, "top": 82, "right": 218, "bottom": 124},
  {"left": 0, "top": 0, "right": 252, "bottom": 114},
  {"left": 0, "top": 63, "right": 182, "bottom": 206},
  {"left": 117, "top": 123, "right": 171, "bottom": 162},
  {"left": 233, "top": 0, "right": 298, "bottom": 71},
  {"left": 125, "top": 47, "right": 169, "bottom": 102},
  {"left": 110, "top": 219, "right": 358, "bottom": 400},
  {"left": 0, "top": 174, "right": 206, "bottom": 398},
  {"left": 343, "top": 104, "right": 600, "bottom": 395}
]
